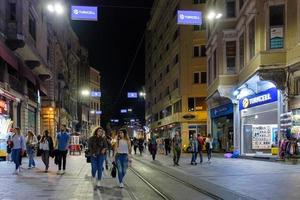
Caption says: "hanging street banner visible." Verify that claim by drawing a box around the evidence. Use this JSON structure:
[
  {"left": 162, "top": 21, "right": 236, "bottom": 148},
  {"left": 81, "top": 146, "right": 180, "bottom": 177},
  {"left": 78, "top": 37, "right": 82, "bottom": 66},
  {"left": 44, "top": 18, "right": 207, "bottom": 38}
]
[
  {"left": 71, "top": 6, "right": 98, "bottom": 21},
  {"left": 177, "top": 10, "right": 202, "bottom": 25}
]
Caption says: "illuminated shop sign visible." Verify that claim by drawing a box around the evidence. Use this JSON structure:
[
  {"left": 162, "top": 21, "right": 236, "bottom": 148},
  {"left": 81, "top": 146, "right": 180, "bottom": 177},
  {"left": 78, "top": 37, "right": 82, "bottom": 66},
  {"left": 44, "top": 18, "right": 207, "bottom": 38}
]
[
  {"left": 91, "top": 91, "right": 101, "bottom": 97},
  {"left": 0, "top": 100, "right": 8, "bottom": 115},
  {"left": 120, "top": 109, "right": 127, "bottom": 113},
  {"left": 71, "top": 6, "right": 98, "bottom": 21},
  {"left": 127, "top": 92, "right": 138, "bottom": 98},
  {"left": 239, "top": 88, "right": 278, "bottom": 110},
  {"left": 211, "top": 104, "right": 233, "bottom": 118},
  {"left": 177, "top": 10, "right": 202, "bottom": 25}
]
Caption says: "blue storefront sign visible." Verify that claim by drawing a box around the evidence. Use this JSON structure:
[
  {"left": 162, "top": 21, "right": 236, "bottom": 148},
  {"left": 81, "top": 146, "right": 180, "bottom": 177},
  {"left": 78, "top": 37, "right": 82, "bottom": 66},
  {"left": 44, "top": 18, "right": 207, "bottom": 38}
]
[
  {"left": 91, "top": 91, "right": 101, "bottom": 97},
  {"left": 239, "top": 88, "right": 278, "bottom": 110},
  {"left": 71, "top": 6, "right": 98, "bottom": 21},
  {"left": 127, "top": 92, "right": 138, "bottom": 98},
  {"left": 177, "top": 10, "right": 202, "bottom": 25},
  {"left": 211, "top": 104, "right": 233, "bottom": 119}
]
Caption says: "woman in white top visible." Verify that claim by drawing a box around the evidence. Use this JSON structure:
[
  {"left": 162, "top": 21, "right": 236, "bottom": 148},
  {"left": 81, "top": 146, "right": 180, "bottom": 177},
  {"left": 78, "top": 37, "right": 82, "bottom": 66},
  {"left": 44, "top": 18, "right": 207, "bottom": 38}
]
[
  {"left": 114, "top": 129, "right": 131, "bottom": 188},
  {"left": 205, "top": 134, "right": 213, "bottom": 162}
]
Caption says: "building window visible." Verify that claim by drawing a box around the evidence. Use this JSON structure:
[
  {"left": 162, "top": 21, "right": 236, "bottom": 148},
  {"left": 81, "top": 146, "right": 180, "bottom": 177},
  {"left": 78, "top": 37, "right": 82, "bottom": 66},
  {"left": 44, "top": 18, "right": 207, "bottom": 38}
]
[
  {"left": 249, "top": 19, "right": 255, "bottom": 59},
  {"left": 194, "top": 46, "right": 200, "bottom": 57},
  {"left": 201, "top": 45, "right": 206, "bottom": 57},
  {"left": 154, "top": 97, "right": 157, "bottom": 104},
  {"left": 166, "top": 44, "right": 169, "bottom": 51},
  {"left": 166, "top": 65, "right": 170, "bottom": 74},
  {"left": 29, "top": 12, "right": 36, "bottom": 41},
  {"left": 193, "top": 0, "right": 206, "bottom": 3},
  {"left": 174, "top": 54, "right": 179, "bottom": 65},
  {"left": 173, "top": 79, "right": 179, "bottom": 90},
  {"left": 193, "top": 72, "right": 207, "bottom": 84},
  {"left": 159, "top": 73, "right": 162, "bottom": 81},
  {"left": 188, "top": 97, "right": 206, "bottom": 112},
  {"left": 173, "top": 100, "right": 182, "bottom": 113},
  {"left": 173, "top": 29, "right": 179, "bottom": 41},
  {"left": 166, "top": 105, "right": 172, "bottom": 117},
  {"left": 213, "top": 50, "right": 217, "bottom": 80},
  {"left": 226, "top": 0, "right": 236, "bottom": 18},
  {"left": 269, "top": 5, "right": 284, "bottom": 49},
  {"left": 9, "top": 3, "right": 16, "bottom": 21},
  {"left": 239, "top": 0, "right": 245, "bottom": 10},
  {"left": 226, "top": 41, "right": 236, "bottom": 73},
  {"left": 239, "top": 32, "right": 245, "bottom": 69},
  {"left": 154, "top": 80, "right": 157, "bottom": 87}
]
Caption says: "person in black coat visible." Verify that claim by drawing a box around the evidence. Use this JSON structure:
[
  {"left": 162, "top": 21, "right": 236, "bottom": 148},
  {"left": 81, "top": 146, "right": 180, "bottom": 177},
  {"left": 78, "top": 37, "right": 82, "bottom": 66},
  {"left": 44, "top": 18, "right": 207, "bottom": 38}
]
[{"left": 39, "top": 130, "right": 54, "bottom": 172}]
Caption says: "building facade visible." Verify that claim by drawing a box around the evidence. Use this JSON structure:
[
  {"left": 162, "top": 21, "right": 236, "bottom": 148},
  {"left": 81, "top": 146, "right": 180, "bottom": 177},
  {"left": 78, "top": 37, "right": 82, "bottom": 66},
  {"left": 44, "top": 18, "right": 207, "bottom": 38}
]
[
  {"left": 145, "top": 0, "right": 207, "bottom": 147},
  {"left": 206, "top": 0, "right": 300, "bottom": 156},
  {"left": 89, "top": 67, "right": 101, "bottom": 130}
]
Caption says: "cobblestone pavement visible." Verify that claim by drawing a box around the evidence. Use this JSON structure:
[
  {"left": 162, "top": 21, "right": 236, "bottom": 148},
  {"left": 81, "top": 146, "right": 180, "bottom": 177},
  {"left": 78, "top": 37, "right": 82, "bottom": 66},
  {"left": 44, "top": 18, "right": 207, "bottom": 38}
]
[
  {"left": 136, "top": 151, "right": 300, "bottom": 200},
  {"left": 0, "top": 155, "right": 134, "bottom": 200}
]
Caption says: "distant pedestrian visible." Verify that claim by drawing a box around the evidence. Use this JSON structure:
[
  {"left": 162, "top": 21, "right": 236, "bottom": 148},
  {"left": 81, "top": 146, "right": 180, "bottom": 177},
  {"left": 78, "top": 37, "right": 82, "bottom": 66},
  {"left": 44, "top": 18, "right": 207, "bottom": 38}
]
[
  {"left": 11, "top": 128, "right": 26, "bottom": 174},
  {"left": 88, "top": 126, "right": 108, "bottom": 189},
  {"left": 6, "top": 135, "right": 13, "bottom": 163},
  {"left": 39, "top": 130, "right": 54, "bottom": 172},
  {"left": 133, "top": 137, "right": 138, "bottom": 154},
  {"left": 150, "top": 136, "right": 157, "bottom": 161},
  {"left": 172, "top": 131, "right": 182, "bottom": 166},
  {"left": 138, "top": 137, "right": 144, "bottom": 155},
  {"left": 56, "top": 124, "right": 70, "bottom": 175},
  {"left": 164, "top": 138, "right": 171, "bottom": 155},
  {"left": 197, "top": 134, "right": 205, "bottom": 164},
  {"left": 190, "top": 133, "right": 198, "bottom": 165},
  {"left": 115, "top": 129, "right": 132, "bottom": 188},
  {"left": 205, "top": 134, "right": 213, "bottom": 163},
  {"left": 26, "top": 130, "right": 38, "bottom": 169}
]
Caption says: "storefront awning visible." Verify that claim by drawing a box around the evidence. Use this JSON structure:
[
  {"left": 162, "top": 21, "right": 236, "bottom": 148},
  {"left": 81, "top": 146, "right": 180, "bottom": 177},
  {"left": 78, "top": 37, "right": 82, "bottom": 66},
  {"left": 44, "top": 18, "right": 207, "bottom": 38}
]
[{"left": 0, "top": 40, "right": 18, "bottom": 70}]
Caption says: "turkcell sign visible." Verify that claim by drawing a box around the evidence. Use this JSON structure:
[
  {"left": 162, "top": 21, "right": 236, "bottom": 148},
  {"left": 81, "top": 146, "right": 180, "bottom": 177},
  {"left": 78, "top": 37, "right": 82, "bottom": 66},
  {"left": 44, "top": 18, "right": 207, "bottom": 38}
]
[
  {"left": 71, "top": 6, "right": 98, "bottom": 21},
  {"left": 239, "top": 88, "right": 278, "bottom": 110},
  {"left": 177, "top": 10, "right": 202, "bottom": 25}
]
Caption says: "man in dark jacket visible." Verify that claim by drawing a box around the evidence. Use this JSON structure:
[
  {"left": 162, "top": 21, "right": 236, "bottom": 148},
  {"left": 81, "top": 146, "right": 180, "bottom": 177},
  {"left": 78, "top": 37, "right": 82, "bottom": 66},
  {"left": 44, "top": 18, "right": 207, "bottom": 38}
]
[{"left": 88, "top": 126, "right": 108, "bottom": 188}]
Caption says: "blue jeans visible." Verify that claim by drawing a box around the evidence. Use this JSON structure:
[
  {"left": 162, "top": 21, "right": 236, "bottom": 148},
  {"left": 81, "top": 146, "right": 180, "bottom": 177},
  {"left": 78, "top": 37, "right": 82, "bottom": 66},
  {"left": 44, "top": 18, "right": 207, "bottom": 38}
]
[
  {"left": 27, "top": 147, "right": 35, "bottom": 167},
  {"left": 11, "top": 149, "right": 21, "bottom": 170},
  {"left": 116, "top": 154, "right": 128, "bottom": 183},
  {"left": 191, "top": 152, "right": 197, "bottom": 164},
  {"left": 91, "top": 154, "right": 105, "bottom": 180}
]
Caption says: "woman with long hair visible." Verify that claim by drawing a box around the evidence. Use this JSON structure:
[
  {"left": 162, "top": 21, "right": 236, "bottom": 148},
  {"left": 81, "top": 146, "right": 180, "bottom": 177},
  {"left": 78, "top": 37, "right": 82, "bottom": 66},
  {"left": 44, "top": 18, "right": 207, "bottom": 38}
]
[
  {"left": 39, "top": 130, "right": 54, "bottom": 172},
  {"left": 114, "top": 128, "right": 132, "bottom": 188},
  {"left": 88, "top": 126, "right": 108, "bottom": 189},
  {"left": 11, "top": 128, "right": 26, "bottom": 174},
  {"left": 26, "top": 130, "right": 38, "bottom": 169}
]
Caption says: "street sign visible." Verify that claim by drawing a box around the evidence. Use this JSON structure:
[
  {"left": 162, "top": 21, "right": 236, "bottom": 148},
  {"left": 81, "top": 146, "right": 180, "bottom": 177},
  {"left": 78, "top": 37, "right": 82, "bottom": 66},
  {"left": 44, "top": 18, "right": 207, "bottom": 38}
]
[
  {"left": 121, "top": 109, "right": 127, "bottom": 113},
  {"left": 177, "top": 10, "right": 202, "bottom": 25},
  {"left": 127, "top": 92, "right": 138, "bottom": 98},
  {"left": 71, "top": 6, "right": 98, "bottom": 21},
  {"left": 91, "top": 91, "right": 101, "bottom": 97}
]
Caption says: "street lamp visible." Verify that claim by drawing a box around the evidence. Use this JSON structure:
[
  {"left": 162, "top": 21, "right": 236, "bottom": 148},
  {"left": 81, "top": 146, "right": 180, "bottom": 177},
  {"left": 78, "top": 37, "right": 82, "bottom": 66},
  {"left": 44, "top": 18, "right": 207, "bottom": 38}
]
[
  {"left": 207, "top": 11, "right": 223, "bottom": 21},
  {"left": 46, "top": 2, "right": 64, "bottom": 15},
  {"left": 139, "top": 92, "right": 146, "bottom": 98},
  {"left": 81, "top": 89, "right": 90, "bottom": 96}
]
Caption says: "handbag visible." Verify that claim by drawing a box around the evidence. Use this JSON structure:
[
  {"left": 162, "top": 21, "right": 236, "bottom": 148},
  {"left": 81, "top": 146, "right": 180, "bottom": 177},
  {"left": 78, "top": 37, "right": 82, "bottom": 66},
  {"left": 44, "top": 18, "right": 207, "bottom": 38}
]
[
  {"left": 111, "top": 161, "right": 117, "bottom": 178},
  {"left": 85, "top": 149, "right": 91, "bottom": 163}
]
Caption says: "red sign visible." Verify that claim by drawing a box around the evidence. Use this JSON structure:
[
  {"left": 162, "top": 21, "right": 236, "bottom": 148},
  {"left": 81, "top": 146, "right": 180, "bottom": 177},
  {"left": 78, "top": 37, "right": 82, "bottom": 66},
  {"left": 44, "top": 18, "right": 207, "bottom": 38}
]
[{"left": 0, "top": 100, "right": 8, "bottom": 115}]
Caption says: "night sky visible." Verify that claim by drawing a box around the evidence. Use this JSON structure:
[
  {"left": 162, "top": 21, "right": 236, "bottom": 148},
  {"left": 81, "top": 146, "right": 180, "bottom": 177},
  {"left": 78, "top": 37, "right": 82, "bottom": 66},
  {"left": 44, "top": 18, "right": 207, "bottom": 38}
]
[{"left": 70, "top": 0, "right": 153, "bottom": 127}]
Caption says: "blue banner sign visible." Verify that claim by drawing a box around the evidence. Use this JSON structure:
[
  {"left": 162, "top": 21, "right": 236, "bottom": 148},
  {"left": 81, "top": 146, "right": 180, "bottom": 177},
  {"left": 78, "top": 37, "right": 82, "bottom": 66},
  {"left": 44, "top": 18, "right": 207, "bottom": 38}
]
[
  {"left": 239, "top": 88, "right": 278, "bottom": 110},
  {"left": 120, "top": 109, "right": 127, "bottom": 113},
  {"left": 95, "top": 111, "right": 102, "bottom": 115},
  {"left": 127, "top": 92, "right": 138, "bottom": 98},
  {"left": 91, "top": 91, "right": 101, "bottom": 97},
  {"left": 71, "top": 6, "right": 98, "bottom": 21},
  {"left": 177, "top": 10, "right": 202, "bottom": 25},
  {"left": 211, "top": 104, "right": 233, "bottom": 118}
]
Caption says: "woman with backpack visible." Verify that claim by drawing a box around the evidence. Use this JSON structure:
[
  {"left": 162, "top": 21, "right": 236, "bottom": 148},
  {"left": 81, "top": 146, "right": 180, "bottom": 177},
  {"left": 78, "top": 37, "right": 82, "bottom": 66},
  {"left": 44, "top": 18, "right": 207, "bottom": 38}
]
[
  {"left": 26, "top": 130, "right": 38, "bottom": 169},
  {"left": 114, "top": 129, "right": 132, "bottom": 188},
  {"left": 11, "top": 128, "right": 26, "bottom": 174},
  {"left": 39, "top": 130, "right": 54, "bottom": 172},
  {"left": 205, "top": 134, "right": 213, "bottom": 163}
]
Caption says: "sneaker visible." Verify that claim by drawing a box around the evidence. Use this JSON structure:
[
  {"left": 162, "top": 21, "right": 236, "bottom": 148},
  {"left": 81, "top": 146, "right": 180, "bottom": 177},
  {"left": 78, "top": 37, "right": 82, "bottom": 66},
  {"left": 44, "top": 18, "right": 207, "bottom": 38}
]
[
  {"left": 57, "top": 170, "right": 62, "bottom": 175},
  {"left": 97, "top": 180, "right": 102, "bottom": 187},
  {"left": 92, "top": 178, "right": 97, "bottom": 186},
  {"left": 119, "top": 182, "right": 124, "bottom": 188},
  {"left": 13, "top": 170, "right": 18, "bottom": 175},
  {"left": 62, "top": 170, "right": 66, "bottom": 174}
]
